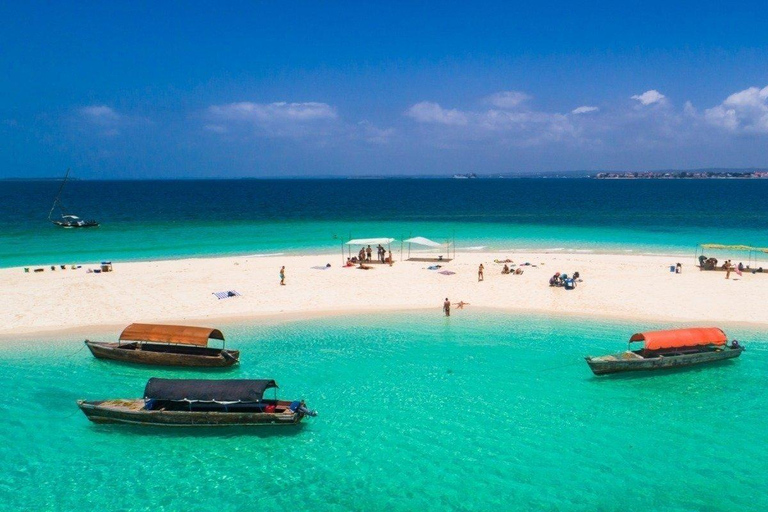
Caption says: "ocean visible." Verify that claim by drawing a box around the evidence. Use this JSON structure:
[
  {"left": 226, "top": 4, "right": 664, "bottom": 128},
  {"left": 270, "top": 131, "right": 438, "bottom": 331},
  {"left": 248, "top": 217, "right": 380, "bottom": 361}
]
[
  {"left": 1, "top": 312, "right": 765, "bottom": 511},
  {"left": 2, "top": 179, "right": 768, "bottom": 268}
]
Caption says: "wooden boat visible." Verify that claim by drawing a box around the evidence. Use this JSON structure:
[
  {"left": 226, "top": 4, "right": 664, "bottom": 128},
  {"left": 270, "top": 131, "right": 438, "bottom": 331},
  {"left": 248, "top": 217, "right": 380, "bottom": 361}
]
[
  {"left": 78, "top": 378, "right": 317, "bottom": 427},
  {"left": 585, "top": 327, "right": 743, "bottom": 375},
  {"left": 85, "top": 323, "right": 239, "bottom": 367},
  {"left": 48, "top": 169, "right": 99, "bottom": 228}
]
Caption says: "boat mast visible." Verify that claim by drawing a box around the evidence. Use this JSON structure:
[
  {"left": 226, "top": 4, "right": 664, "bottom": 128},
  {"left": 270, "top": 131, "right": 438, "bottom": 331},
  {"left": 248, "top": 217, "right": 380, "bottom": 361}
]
[{"left": 48, "top": 168, "right": 70, "bottom": 221}]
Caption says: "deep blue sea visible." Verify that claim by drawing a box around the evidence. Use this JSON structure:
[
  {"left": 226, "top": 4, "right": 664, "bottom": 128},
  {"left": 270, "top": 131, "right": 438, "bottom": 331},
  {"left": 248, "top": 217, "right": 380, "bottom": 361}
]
[
  {"left": 2, "top": 179, "right": 768, "bottom": 267},
  {"left": 1, "top": 312, "right": 766, "bottom": 511}
]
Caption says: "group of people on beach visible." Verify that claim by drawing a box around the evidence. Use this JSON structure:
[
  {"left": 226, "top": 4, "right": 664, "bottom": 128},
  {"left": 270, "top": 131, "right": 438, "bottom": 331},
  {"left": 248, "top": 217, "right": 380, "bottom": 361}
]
[
  {"left": 501, "top": 264, "right": 524, "bottom": 275},
  {"left": 698, "top": 255, "right": 750, "bottom": 279},
  {"left": 549, "top": 271, "right": 580, "bottom": 289},
  {"left": 351, "top": 244, "right": 392, "bottom": 264}
]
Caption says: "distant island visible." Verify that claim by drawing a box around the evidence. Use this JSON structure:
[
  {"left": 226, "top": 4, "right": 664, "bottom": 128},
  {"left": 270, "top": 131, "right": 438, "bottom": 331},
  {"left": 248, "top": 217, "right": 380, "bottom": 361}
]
[{"left": 592, "top": 169, "right": 768, "bottom": 179}]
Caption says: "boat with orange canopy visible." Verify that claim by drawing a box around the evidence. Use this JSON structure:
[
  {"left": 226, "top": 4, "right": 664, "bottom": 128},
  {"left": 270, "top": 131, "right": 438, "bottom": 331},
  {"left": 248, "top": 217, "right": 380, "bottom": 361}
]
[
  {"left": 585, "top": 327, "right": 743, "bottom": 375},
  {"left": 85, "top": 323, "right": 239, "bottom": 367}
]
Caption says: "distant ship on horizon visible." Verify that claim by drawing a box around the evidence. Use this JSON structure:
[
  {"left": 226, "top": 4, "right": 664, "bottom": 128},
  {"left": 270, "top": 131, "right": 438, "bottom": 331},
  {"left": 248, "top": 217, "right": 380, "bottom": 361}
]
[{"left": 452, "top": 173, "right": 478, "bottom": 179}]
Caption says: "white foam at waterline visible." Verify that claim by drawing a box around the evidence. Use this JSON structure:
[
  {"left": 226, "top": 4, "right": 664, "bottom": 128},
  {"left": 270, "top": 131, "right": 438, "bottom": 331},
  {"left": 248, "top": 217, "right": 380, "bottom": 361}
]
[
  {"left": 242, "top": 252, "right": 285, "bottom": 258},
  {"left": 458, "top": 246, "right": 486, "bottom": 250}
]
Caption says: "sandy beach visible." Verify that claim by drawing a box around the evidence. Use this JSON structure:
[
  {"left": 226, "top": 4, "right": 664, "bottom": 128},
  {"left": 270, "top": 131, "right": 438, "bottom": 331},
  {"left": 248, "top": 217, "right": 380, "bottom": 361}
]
[{"left": 2, "top": 250, "right": 766, "bottom": 337}]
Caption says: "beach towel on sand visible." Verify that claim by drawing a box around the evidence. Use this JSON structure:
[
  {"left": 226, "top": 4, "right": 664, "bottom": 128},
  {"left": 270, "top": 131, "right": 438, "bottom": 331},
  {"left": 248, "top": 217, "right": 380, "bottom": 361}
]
[
  {"left": 311, "top": 266, "right": 331, "bottom": 270},
  {"left": 438, "top": 270, "right": 456, "bottom": 275},
  {"left": 213, "top": 290, "right": 241, "bottom": 299}
]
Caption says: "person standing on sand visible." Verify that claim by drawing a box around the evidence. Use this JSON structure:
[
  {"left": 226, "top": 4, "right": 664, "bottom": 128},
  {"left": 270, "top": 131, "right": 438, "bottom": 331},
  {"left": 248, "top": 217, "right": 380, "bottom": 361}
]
[
  {"left": 280, "top": 266, "right": 286, "bottom": 285},
  {"left": 366, "top": 245, "right": 372, "bottom": 262},
  {"left": 478, "top": 263, "right": 484, "bottom": 282},
  {"left": 443, "top": 298, "right": 451, "bottom": 317},
  {"left": 725, "top": 260, "right": 731, "bottom": 280}
]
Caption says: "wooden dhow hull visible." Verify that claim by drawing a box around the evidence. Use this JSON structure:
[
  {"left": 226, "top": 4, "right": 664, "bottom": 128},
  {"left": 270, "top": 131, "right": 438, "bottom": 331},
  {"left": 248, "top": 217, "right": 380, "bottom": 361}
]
[
  {"left": 85, "top": 341, "right": 239, "bottom": 368},
  {"left": 585, "top": 347, "right": 743, "bottom": 375},
  {"left": 77, "top": 400, "right": 304, "bottom": 427}
]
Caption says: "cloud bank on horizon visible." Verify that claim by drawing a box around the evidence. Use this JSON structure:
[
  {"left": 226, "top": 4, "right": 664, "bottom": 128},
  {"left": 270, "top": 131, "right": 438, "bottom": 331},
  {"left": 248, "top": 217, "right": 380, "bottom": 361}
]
[
  {"left": 29, "top": 85, "right": 767, "bottom": 178},
  {"left": 1, "top": 2, "right": 766, "bottom": 177}
]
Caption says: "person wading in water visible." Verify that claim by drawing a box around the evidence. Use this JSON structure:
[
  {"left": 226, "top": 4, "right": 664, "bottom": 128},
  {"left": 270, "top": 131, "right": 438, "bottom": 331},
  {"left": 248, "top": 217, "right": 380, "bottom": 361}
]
[{"left": 443, "top": 298, "right": 451, "bottom": 317}]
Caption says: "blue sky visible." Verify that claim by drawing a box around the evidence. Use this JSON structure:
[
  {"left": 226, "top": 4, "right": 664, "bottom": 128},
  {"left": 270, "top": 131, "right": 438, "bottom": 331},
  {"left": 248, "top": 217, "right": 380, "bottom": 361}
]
[{"left": 1, "top": 1, "right": 767, "bottom": 178}]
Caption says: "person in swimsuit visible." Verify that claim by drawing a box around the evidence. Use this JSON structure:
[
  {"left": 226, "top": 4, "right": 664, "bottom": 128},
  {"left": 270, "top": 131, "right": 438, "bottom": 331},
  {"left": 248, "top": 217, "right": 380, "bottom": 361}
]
[
  {"left": 279, "top": 266, "right": 285, "bottom": 285},
  {"left": 443, "top": 298, "right": 451, "bottom": 317}
]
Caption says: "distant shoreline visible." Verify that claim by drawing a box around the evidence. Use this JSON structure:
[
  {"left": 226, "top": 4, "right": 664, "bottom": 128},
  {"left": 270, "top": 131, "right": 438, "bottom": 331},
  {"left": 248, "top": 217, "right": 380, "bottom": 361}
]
[{"left": 3, "top": 168, "right": 768, "bottom": 181}]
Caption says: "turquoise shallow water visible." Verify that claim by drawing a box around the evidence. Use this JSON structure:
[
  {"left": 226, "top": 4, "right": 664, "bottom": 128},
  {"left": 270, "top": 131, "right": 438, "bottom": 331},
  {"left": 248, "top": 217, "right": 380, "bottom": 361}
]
[{"left": 1, "top": 312, "right": 766, "bottom": 511}]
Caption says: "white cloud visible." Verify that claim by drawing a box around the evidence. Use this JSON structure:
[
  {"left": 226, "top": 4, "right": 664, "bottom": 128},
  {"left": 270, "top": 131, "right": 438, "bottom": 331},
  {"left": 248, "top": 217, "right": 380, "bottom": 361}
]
[
  {"left": 205, "top": 101, "right": 339, "bottom": 139},
  {"left": 405, "top": 98, "right": 577, "bottom": 146},
  {"left": 204, "top": 124, "right": 227, "bottom": 133},
  {"left": 356, "top": 121, "right": 395, "bottom": 144},
  {"left": 571, "top": 106, "right": 599, "bottom": 115},
  {"left": 208, "top": 101, "right": 337, "bottom": 122},
  {"left": 631, "top": 90, "right": 666, "bottom": 106},
  {"left": 76, "top": 105, "right": 127, "bottom": 137},
  {"left": 405, "top": 102, "right": 468, "bottom": 125},
  {"left": 205, "top": 100, "right": 393, "bottom": 145},
  {"left": 79, "top": 105, "right": 121, "bottom": 122},
  {"left": 704, "top": 85, "right": 768, "bottom": 133},
  {"left": 486, "top": 91, "right": 531, "bottom": 109}
]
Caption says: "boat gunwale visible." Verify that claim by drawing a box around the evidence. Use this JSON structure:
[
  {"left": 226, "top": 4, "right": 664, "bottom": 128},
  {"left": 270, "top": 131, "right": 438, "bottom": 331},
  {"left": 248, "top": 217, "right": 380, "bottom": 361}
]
[
  {"left": 77, "top": 399, "right": 305, "bottom": 426},
  {"left": 84, "top": 340, "right": 240, "bottom": 367}
]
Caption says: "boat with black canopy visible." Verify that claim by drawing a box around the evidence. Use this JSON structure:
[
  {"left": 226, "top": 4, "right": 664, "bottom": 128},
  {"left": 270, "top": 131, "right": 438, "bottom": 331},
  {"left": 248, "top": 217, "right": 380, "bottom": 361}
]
[
  {"left": 85, "top": 323, "right": 240, "bottom": 367},
  {"left": 585, "top": 327, "right": 743, "bottom": 375},
  {"left": 77, "top": 378, "right": 317, "bottom": 427},
  {"left": 48, "top": 169, "right": 99, "bottom": 228}
]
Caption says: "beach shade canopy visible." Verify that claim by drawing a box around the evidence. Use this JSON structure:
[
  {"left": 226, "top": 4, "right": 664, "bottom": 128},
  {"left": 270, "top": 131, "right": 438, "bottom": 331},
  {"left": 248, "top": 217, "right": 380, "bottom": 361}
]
[
  {"left": 629, "top": 327, "right": 727, "bottom": 351},
  {"left": 345, "top": 238, "right": 395, "bottom": 246},
  {"left": 144, "top": 378, "right": 278, "bottom": 403},
  {"left": 403, "top": 236, "right": 443, "bottom": 248},
  {"left": 119, "top": 323, "right": 224, "bottom": 347},
  {"left": 700, "top": 244, "right": 757, "bottom": 251}
]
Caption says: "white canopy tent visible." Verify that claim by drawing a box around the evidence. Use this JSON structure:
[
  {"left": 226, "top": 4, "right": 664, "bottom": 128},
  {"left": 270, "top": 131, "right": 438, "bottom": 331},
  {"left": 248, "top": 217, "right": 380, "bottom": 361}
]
[
  {"left": 345, "top": 238, "right": 395, "bottom": 246},
  {"left": 342, "top": 237, "right": 396, "bottom": 264},
  {"left": 401, "top": 236, "right": 455, "bottom": 262},
  {"left": 403, "top": 236, "right": 442, "bottom": 248}
]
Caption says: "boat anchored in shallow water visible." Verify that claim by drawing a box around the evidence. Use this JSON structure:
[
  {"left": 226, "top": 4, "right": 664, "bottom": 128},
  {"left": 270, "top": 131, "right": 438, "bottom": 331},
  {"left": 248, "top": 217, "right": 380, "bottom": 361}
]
[
  {"left": 48, "top": 169, "right": 99, "bottom": 228},
  {"left": 585, "top": 327, "right": 743, "bottom": 375},
  {"left": 77, "top": 378, "right": 317, "bottom": 427},
  {"left": 85, "top": 323, "right": 240, "bottom": 367}
]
